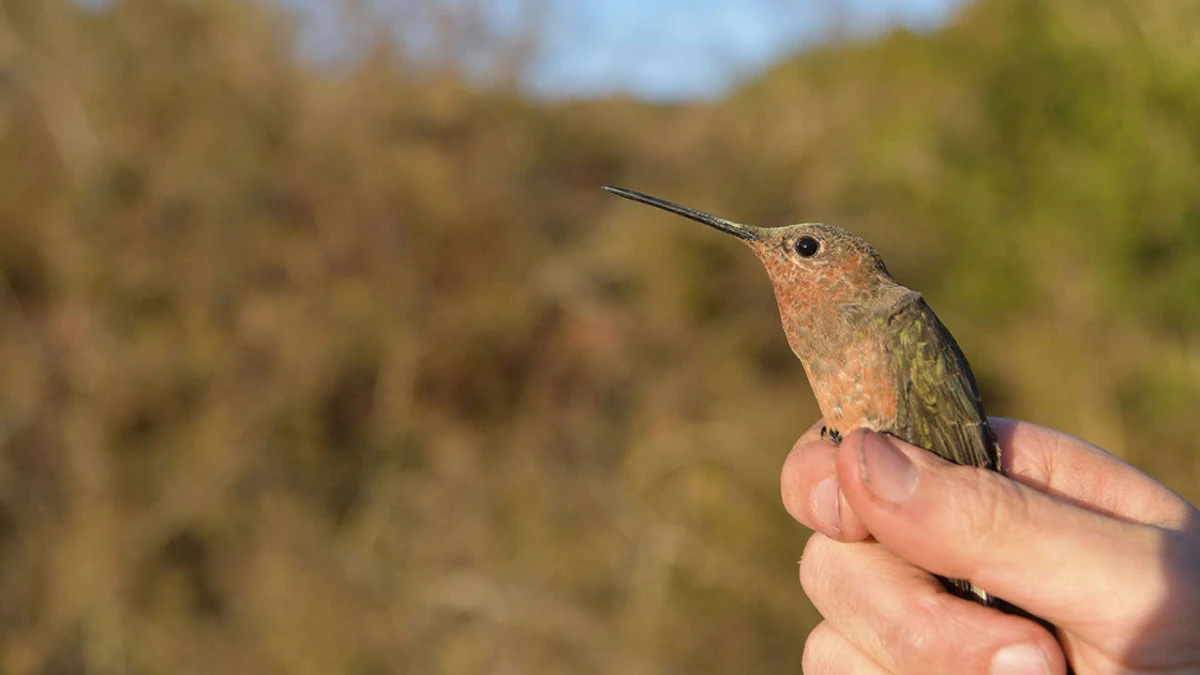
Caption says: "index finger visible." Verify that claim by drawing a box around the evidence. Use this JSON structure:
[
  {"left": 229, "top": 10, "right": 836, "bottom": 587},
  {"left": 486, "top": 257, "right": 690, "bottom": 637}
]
[{"left": 781, "top": 420, "right": 871, "bottom": 541}]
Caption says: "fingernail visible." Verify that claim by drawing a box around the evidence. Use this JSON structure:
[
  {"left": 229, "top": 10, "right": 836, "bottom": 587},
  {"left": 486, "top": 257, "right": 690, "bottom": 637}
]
[
  {"left": 812, "top": 477, "right": 841, "bottom": 534},
  {"left": 858, "top": 432, "right": 917, "bottom": 504},
  {"left": 990, "top": 644, "right": 1050, "bottom": 675}
]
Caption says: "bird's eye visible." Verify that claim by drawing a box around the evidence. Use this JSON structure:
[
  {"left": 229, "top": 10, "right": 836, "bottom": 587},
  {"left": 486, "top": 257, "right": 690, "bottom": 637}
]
[{"left": 794, "top": 235, "right": 821, "bottom": 258}]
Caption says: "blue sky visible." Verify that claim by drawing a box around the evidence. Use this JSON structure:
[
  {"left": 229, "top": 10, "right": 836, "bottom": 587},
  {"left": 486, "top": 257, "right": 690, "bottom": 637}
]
[
  {"left": 527, "top": 0, "right": 963, "bottom": 99},
  {"left": 285, "top": 0, "right": 964, "bottom": 101}
]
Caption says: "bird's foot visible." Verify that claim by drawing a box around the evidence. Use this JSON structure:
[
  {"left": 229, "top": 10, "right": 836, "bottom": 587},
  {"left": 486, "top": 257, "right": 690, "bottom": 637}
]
[{"left": 820, "top": 426, "right": 843, "bottom": 445}]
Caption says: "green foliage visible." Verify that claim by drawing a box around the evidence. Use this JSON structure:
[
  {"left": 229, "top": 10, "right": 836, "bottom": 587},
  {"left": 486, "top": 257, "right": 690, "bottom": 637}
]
[{"left": 0, "top": 0, "right": 1197, "bottom": 672}]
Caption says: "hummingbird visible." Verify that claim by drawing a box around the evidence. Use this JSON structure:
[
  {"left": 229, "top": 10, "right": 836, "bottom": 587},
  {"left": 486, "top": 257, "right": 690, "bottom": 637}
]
[{"left": 603, "top": 185, "right": 1001, "bottom": 606}]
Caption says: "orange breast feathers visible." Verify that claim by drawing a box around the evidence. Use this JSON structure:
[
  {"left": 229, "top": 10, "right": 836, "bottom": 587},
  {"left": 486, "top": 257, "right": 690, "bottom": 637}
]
[{"left": 800, "top": 334, "right": 899, "bottom": 435}]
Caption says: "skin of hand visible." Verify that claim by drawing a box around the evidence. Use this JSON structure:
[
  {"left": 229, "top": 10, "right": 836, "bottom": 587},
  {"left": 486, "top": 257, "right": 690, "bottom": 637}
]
[{"left": 780, "top": 418, "right": 1200, "bottom": 675}]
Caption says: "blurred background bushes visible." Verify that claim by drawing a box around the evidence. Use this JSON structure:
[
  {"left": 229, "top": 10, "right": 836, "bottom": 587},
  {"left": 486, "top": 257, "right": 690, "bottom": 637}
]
[{"left": 0, "top": 0, "right": 1198, "bottom": 672}]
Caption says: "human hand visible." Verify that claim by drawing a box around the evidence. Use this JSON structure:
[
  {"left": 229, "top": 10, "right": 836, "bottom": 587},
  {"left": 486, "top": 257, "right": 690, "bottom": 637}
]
[{"left": 781, "top": 418, "right": 1200, "bottom": 674}]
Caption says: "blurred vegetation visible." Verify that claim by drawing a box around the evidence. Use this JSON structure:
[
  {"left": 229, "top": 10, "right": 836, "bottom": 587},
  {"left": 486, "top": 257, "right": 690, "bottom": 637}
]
[{"left": 0, "top": 0, "right": 1198, "bottom": 672}]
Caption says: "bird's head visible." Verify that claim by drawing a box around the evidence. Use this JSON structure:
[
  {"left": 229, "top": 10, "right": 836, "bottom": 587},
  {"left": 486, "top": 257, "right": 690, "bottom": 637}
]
[{"left": 604, "top": 186, "right": 904, "bottom": 358}]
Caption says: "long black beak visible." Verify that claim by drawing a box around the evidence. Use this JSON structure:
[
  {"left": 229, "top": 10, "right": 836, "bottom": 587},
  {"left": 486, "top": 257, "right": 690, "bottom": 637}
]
[{"left": 603, "top": 186, "right": 760, "bottom": 242}]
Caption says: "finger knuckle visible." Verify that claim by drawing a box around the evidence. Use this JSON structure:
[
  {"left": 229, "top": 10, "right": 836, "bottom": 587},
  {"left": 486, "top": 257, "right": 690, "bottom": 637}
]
[
  {"left": 807, "top": 594, "right": 952, "bottom": 674},
  {"left": 887, "top": 595, "right": 958, "bottom": 674},
  {"left": 801, "top": 622, "right": 842, "bottom": 674},
  {"left": 952, "top": 468, "right": 1032, "bottom": 576},
  {"left": 798, "top": 533, "right": 833, "bottom": 600}
]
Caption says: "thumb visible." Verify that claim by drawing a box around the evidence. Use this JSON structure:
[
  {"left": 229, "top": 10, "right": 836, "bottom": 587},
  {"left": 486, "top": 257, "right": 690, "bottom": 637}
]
[{"left": 835, "top": 429, "right": 1175, "bottom": 628}]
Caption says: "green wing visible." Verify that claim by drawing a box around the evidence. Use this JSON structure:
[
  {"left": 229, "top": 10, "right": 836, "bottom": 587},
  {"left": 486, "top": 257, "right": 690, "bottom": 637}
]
[{"left": 884, "top": 294, "right": 999, "bottom": 471}]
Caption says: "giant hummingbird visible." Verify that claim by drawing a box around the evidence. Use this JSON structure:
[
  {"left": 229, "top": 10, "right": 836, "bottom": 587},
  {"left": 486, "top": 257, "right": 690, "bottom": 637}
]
[{"left": 604, "top": 185, "right": 1008, "bottom": 608}]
